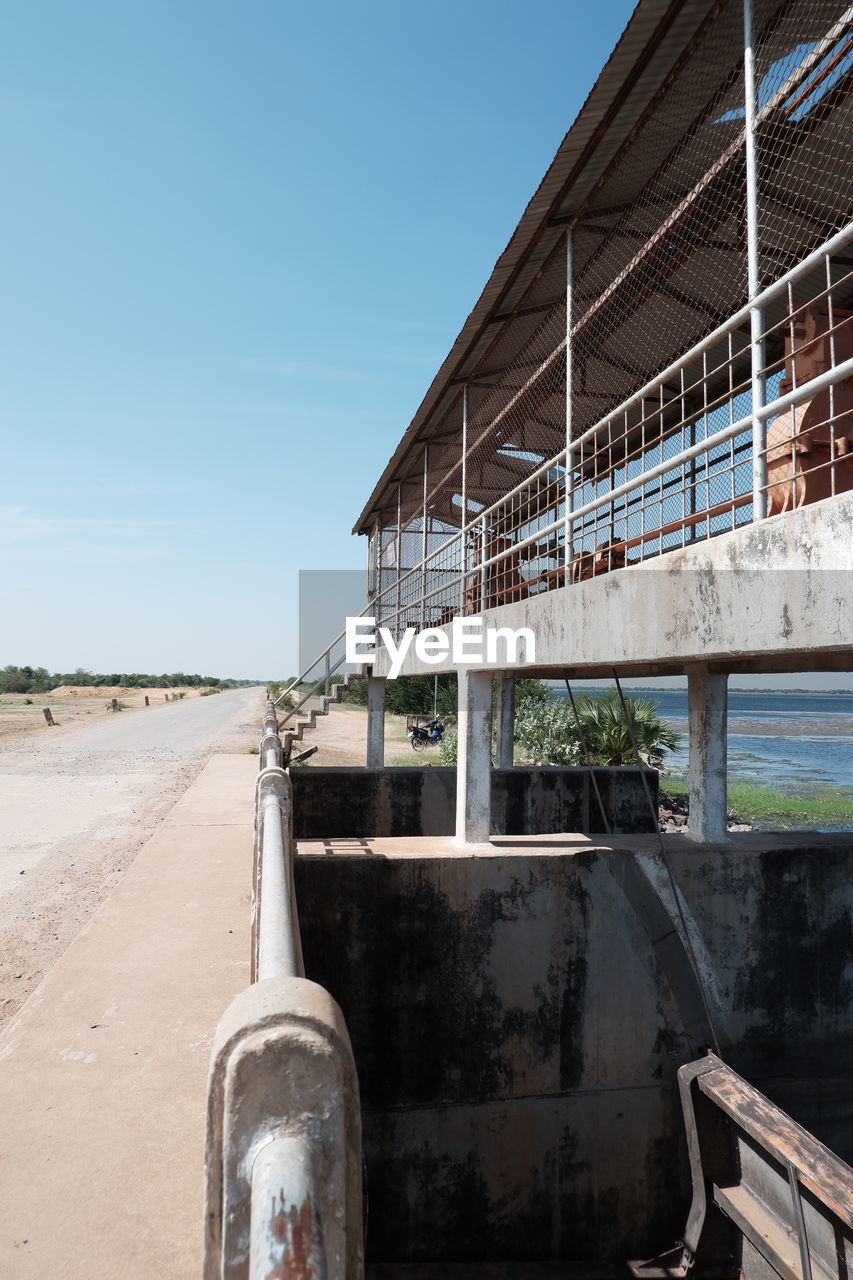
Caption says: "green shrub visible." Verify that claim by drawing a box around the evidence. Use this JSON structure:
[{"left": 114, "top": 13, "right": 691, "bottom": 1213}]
[
  {"left": 438, "top": 727, "right": 458, "bottom": 765},
  {"left": 515, "top": 690, "right": 679, "bottom": 767}
]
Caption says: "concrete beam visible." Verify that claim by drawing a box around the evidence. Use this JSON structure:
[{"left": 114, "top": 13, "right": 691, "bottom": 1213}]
[
  {"left": 455, "top": 669, "right": 493, "bottom": 845},
  {"left": 496, "top": 675, "right": 515, "bottom": 767},
  {"left": 366, "top": 675, "right": 385, "bottom": 768},
  {"left": 368, "top": 493, "right": 853, "bottom": 680},
  {"left": 687, "top": 666, "right": 728, "bottom": 842}
]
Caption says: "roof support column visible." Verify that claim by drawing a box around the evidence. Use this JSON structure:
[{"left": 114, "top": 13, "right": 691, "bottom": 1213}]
[
  {"left": 687, "top": 665, "right": 728, "bottom": 843},
  {"left": 564, "top": 226, "right": 575, "bottom": 578},
  {"left": 495, "top": 675, "right": 515, "bottom": 768},
  {"left": 366, "top": 674, "right": 385, "bottom": 768},
  {"left": 394, "top": 482, "right": 402, "bottom": 634},
  {"left": 454, "top": 668, "right": 493, "bottom": 845},
  {"left": 459, "top": 384, "right": 468, "bottom": 614},
  {"left": 420, "top": 445, "right": 429, "bottom": 629},
  {"left": 744, "top": 0, "right": 767, "bottom": 520}
]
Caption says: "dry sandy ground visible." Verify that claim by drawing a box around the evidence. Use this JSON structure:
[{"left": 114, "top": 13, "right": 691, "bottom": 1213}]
[{"left": 0, "top": 687, "right": 262, "bottom": 1028}]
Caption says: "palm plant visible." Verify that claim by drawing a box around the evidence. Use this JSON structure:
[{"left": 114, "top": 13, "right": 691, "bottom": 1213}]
[
  {"left": 571, "top": 691, "right": 679, "bottom": 768},
  {"left": 514, "top": 690, "right": 679, "bottom": 769}
]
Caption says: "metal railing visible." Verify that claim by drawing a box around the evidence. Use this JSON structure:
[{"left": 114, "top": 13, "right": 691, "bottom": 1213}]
[
  {"left": 369, "top": 222, "right": 853, "bottom": 639},
  {"left": 253, "top": 702, "right": 303, "bottom": 984},
  {"left": 203, "top": 701, "right": 363, "bottom": 1280},
  {"left": 633, "top": 1052, "right": 853, "bottom": 1280}
]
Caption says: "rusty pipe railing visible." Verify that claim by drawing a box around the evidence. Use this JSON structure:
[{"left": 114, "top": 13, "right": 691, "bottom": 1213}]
[
  {"left": 204, "top": 700, "right": 362, "bottom": 1279},
  {"left": 249, "top": 1136, "right": 327, "bottom": 1280}
]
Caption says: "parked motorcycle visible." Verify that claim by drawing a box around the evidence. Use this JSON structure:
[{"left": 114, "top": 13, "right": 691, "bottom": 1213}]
[{"left": 407, "top": 716, "right": 445, "bottom": 751}]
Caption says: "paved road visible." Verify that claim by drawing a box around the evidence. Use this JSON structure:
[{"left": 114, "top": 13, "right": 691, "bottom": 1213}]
[
  {"left": 0, "top": 686, "right": 263, "bottom": 1026},
  {"left": 38, "top": 685, "right": 263, "bottom": 753}
]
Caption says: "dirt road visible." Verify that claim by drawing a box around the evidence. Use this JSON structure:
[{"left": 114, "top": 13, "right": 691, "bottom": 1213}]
[{"left": 0, "top": 686, "right": 263, "bottom": 1026}]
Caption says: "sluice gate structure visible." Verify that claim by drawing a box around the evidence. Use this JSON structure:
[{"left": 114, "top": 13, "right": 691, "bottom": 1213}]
[{"left": 205, "top": 0, "right": 853, "bottom": 1275}]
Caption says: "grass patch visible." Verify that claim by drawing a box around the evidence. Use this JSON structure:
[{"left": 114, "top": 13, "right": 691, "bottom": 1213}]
[{"left": 664, "top": 773, "right": 853, "bottom": 828}]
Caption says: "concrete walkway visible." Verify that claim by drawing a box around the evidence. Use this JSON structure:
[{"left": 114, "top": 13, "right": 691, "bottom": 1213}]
[{"left": 0, "top": 753, "right": 257, "bottom": 1278}]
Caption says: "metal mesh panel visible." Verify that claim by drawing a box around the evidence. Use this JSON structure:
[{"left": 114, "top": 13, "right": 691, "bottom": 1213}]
[
  {"left": 572, "top": 0, "right": 749, "bottom": 439},
  {"left": 465, "top": 242, "right": 567, "bottom": 511},
  {"left": 755, "top": 0, "right": 853, "bottom": 285}
]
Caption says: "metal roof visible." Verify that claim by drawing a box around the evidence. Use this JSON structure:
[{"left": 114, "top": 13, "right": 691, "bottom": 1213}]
[{"left": 352, "top": 0, "right": 715, "bottom": 535}]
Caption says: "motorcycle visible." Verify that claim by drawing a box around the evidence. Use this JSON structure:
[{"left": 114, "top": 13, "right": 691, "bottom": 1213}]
[{"left": 407, "top": 716, "right": 445, "bottom": 751}]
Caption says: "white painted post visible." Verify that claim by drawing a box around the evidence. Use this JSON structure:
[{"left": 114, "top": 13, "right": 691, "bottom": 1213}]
[
  {"left": 454, "top": 668, "right": 493, "bottom": 845},
  {"left": 687, "top": 666, "right": 728, "bottom": 842},
  {"left": 366, "top": 675, "right": 386, "bottom": 768},
  {"left": 564, "top": 226, "right": 575, "bottom": 576},
  {"left": 496, "top": 675, "right": 515, "bottom": 768},
  {"left": 420, "top": 444, "right": 429, "bottom": 629},
  {"left": 459, "top": 384, "right": 468, "bottom": 613},
  {"left": 744, "top": 0, "right": 767, "bottom": 520}
]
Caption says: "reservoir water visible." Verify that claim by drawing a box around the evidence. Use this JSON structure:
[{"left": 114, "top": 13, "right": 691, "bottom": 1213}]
[{"left": 560, "top": 688, "right": 853, "bottom": 793}]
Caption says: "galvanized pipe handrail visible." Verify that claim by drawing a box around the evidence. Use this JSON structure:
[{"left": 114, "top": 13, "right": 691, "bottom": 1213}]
[
  {"left": 368, "top": 219, "right": 853, "bottom": 614},
  {"left": 256, "top": 700, "right": 302, "bottom": 981},
  {"left": 256, "top": 790, "right": 300, "bottom": 981},
  {"left": 249, "top": 1136, "right": 327, "bottom": 1280},
  {"left": 277, "top": 651, "right": 347, "bottom": 727},
  {"left": 376, "top": 347, "right": 853, "bottom": 611},
  {"left": 272, "top": 605, "right": 373, "bottom": 707},
  {"left": 248, "top": 706, "right": 328, "bottom": 1273}
]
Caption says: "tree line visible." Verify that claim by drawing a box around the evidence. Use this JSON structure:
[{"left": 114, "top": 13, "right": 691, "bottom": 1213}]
[{"left": 0, "top": 666, "right": 256, "bottom": 695}]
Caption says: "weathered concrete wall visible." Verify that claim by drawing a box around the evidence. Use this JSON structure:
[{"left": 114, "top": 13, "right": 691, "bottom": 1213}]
[
  {"left": 370, "top": 492, "right": 853, "bottom": 679},
  {"left": 294, "top": 834, "right": 853, "bottom": 1265},
  {"left": 290, "top": 766, "right": 658, "bottom": 839}
]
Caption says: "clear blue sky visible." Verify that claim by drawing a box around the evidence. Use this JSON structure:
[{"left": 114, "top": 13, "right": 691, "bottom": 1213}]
[
  {"left": 3, "top": 2, "right": 847, "bottom": 689},
  {"left": 2, "top": 0, "right": 640, "bottom": 678}
]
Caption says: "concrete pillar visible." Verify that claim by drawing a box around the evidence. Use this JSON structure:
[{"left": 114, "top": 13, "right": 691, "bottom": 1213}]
[
  {"left": 455, "top": 668, "right": 493, "bottom": 845},
  {"left": 495, "top": 675, "right": 515, "bottom": 768},
  {"left": 366, "top": 675, "right": 385, "bottom": 768},
  {"left": 687, "top": 666, "right": 728, "bottom": 842}
]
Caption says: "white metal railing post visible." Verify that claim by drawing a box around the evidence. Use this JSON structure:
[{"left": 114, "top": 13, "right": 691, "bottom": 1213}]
[
  {"left": 564, "top": 225, "right": 575, "bottom": 579},
  {"left": 744, "top": 0, "right": 767, "bottom": 520},
  {"left": 374, "top": 518, "right": 383, "bottom": 623},
  {"left": 460, "top": 383, "right": 468, "bottom": 613},
  {"left": 479, "top": 514, "right": 487, "bottom": 612},
  {"left": 420, "top": 444, "right": 429, "bottom": 629},
  {"left": 394, "top": 482, "right": 402, "bottom": 633}
]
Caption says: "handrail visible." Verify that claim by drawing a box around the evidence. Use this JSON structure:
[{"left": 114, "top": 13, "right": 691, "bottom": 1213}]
[
  {"left": 272, "top": 603, "right": 373, "bottom": 707},
  {"left": 277, "top": 652, "right": 347, "bottom": 727},
  {"left": 205, "top": 699, "right": 364, "bottom": 1279},
  {"left": 286, "top": 220, "right": 853, "bottom": 680},
  {"left": 254, "top": 700, "right": 303, "bottom": 980},
  {"left": 366, "top": 219, "right": 853, "bottom": 614},
  {"left": 632, "top": 1052, "right": 853, "bottom": 1280}
]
